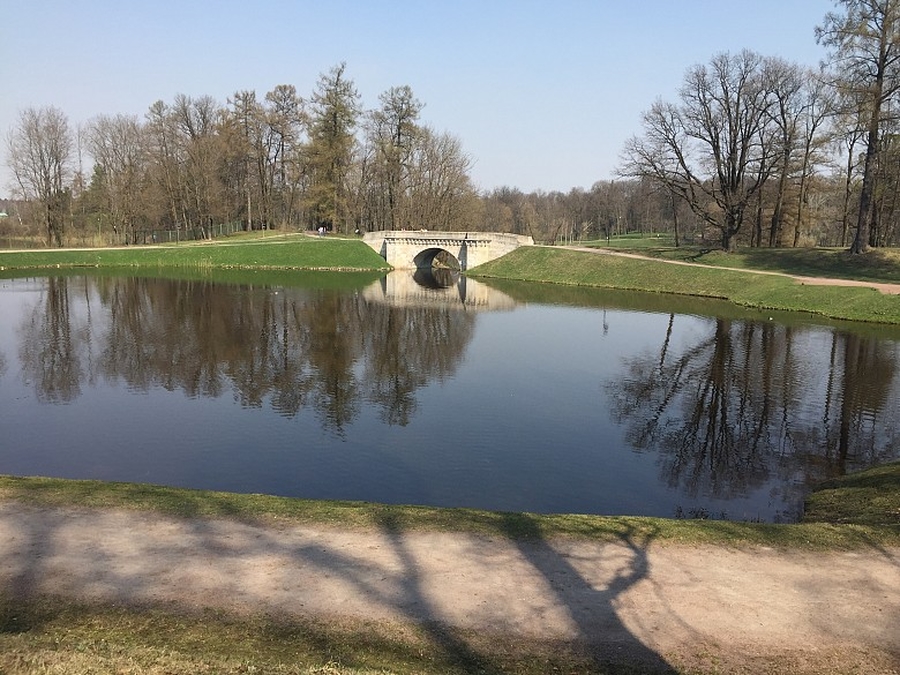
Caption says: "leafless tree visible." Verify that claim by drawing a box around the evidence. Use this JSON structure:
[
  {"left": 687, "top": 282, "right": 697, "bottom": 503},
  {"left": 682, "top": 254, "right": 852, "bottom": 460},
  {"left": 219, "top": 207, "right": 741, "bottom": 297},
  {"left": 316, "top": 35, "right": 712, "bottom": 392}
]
[
  {"left": 620, "top": 51, "right": 777, "bottom": 251},
  {"left": 6, "top": 106, "right": 74, "bottom": 246},
  {"left": 817, "top": 0, "right": 900, "bottom": 253},
  {"left": 85, "top": 113, "right": 145, "bottom": 240}
]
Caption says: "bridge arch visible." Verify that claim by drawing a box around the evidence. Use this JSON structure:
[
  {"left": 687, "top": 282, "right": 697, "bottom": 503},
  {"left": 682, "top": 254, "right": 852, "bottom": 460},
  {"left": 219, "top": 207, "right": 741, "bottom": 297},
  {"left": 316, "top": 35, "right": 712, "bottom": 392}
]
[
  {"left": 362, "top": 231, "right": 533, "bottom": 271},
  {"left": 413, "top": 247, "right": 461, "bottom": 271}
]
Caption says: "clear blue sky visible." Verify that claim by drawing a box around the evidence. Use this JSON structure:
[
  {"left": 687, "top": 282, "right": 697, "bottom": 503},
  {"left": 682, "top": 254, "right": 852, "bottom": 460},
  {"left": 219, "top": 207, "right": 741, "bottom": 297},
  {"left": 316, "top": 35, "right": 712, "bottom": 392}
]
[{"left": 2, "top": 0, "right": 831, "bottom": 196}]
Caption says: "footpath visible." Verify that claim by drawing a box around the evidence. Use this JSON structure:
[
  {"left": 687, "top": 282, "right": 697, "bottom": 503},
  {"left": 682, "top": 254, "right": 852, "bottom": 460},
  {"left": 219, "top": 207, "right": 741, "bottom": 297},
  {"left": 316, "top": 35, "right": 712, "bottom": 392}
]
[
  {"left": 568, "top": 246, "right": 900, "bottom": 294},
  {"left": 1, "top": 502, "right": 898, "bottom": 673}
]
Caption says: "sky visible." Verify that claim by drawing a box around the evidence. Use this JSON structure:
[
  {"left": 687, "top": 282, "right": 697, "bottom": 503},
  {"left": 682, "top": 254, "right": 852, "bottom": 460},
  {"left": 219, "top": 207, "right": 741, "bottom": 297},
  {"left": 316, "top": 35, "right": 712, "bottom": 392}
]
[{"left": 2, "top": 0, "right": 833, "bottom": 197}]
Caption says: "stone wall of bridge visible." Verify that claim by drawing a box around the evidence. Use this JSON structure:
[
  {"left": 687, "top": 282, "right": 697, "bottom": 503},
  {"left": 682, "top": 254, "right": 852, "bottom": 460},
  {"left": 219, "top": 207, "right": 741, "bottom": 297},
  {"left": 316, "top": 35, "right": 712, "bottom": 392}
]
[{"left": 361, "top": 231, "right": 533, "bottom": 271}]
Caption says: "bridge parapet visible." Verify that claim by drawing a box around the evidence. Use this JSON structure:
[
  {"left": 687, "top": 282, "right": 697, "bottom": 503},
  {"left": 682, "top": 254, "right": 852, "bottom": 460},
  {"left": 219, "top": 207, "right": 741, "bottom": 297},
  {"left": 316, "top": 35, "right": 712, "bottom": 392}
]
[{"left": 362, "top": 231, "right": 533, "bottom": 270}]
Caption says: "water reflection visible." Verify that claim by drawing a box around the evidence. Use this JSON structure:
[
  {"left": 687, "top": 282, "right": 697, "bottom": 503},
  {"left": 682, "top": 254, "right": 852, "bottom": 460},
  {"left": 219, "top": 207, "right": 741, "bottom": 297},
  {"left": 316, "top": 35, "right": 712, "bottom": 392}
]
[
  {"left": 15, "top": 275, "right": 475, "bottom": 432},
  {"left": 18, "top": 276, "right": 84, "bottom": 403},
  {"left": 609, "top": 315, "right": 899, "bottom": 516},
  {"left": 365, "top": 270, "right": 518, "bottom": 311},
  {"left": 413, "top": 267, "right": 458, "bottom": 288},
  {"left": 2, "top": 274, "right": 899, "bottom": 520}
]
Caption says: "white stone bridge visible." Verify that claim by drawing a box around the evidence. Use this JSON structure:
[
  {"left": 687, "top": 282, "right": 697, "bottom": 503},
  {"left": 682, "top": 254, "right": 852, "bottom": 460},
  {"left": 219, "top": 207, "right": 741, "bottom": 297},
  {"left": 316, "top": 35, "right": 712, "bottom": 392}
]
[{"left": 362, "top": 231, "right": 533, "bottom": 271}]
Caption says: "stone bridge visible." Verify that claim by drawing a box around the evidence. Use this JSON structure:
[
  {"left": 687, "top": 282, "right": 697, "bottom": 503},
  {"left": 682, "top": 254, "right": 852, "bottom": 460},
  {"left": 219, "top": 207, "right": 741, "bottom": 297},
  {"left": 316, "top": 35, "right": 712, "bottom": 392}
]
[{"left": 362, "top": 231, "right": 533, "bottom": 271}]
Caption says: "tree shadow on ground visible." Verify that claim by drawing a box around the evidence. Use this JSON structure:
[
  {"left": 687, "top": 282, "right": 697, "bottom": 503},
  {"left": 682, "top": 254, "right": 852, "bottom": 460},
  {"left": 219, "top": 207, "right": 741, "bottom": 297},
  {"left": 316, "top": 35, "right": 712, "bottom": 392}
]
[
  {"left": 0, "top": 503, "right": 677, "bottom": 673},
  {"left": 368, "top": 510, "right": 677, "bottom": 674},
  {"left": 492, "top": 512, "right": 676, "bottom": 674}
]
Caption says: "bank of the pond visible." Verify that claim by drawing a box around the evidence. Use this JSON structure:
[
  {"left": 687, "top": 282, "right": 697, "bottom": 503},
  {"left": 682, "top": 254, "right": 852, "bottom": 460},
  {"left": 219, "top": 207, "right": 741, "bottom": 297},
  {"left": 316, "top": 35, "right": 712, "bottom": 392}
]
[
  {"left": 0, "top": 235, "right": 390, "bottom": 273},
  {"left": 470, "top": 246, "right": 900, "bottom": 325},
  {"left": 1, "top": 469, "right": 897, "bottom": 548}
]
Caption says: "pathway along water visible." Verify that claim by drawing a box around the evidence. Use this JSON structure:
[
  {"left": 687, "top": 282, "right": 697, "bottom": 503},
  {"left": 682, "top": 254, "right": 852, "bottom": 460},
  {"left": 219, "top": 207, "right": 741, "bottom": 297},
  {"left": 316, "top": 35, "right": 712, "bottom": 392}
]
[{"left": 1, "top": 501, "right": 897, "bottom": 673}]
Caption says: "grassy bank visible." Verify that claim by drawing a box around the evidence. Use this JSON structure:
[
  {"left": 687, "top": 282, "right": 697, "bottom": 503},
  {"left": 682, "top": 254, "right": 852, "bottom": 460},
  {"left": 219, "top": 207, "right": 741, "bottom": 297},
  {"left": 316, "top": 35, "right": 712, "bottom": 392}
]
[
  {"left": 3, "top": 235, "right": 898, "bottom": 324},
  {"left": 471, "top": 246, "right": 900, "bottom": 324},
  {"left": 1, "top": 472, "right": 897, "bottom": 550},
  {"left": 0, "top": 601, "right": 657, "bottom": 675},
  {"left": 803, "top": 461, "right": 900, "bottom": 526},
  {"left": 601, "top": 243, "right": 900, "bottom": 285},
  {"left": 0, "top": 234, "right": 390, "bottom": 273}
]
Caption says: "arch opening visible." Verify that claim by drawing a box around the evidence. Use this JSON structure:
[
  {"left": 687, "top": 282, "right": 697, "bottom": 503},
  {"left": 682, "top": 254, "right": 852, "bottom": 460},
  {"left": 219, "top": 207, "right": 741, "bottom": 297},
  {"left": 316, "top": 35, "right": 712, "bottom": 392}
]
[{"left": 413, "top": 247, "right": 461, "bottom": 272}]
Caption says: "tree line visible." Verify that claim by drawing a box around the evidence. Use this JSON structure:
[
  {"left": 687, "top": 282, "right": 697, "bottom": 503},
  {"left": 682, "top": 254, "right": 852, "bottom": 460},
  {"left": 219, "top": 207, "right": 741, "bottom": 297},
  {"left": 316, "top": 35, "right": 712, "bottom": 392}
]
[
  {"left": 6, "top": 1, "right": 900, "bottom": 253},
  {"left": 4, "top": 63, "right": 479, "bottom": 246}
]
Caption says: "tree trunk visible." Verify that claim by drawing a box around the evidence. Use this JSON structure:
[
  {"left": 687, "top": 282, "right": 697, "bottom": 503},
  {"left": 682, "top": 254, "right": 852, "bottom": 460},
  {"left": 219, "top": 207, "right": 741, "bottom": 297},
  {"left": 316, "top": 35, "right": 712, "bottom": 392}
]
[{"left": 851, "top": 124, "right": 877, "bottom": 254}]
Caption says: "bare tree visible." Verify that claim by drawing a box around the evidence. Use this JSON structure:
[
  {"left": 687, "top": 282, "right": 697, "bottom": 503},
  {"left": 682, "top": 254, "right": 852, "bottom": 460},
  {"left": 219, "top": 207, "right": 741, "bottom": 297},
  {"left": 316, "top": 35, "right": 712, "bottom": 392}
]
[
  {"left": 85, "top": 113, "right": 145, "bottom": 240},
  {"left": 817, "top": 0, "right": 900, "bottom": 253},
  {"left": 620, "top": 51, "right": 776, "bottom": 251},
  {"left": 407, "top": 126, "right": 476, "bottom": 231},
  {"left": 264, "top": 84, "right": 306, "bottom": 228},
  {"left": 792, "top": 71, "right": 835, "bottom": 247},
  {"left": 224, "top": 90, "right": 266, "bottom": 230},
  {"left": 6, "top": 106, "right": 74, "bottom": 246},
  {"left": 764, "top": 58, "right": 806, "bottom": 247},
  {"left": 370, "top": 85, "right": 423, "bottom": 230}
]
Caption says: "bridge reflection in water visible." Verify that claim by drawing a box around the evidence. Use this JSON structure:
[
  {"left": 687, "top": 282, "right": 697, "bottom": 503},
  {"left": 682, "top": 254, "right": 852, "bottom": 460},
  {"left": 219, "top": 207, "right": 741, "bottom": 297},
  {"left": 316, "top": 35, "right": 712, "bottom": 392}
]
[{"left": 363, "top": 270, "right": 519, "bottom": 312}]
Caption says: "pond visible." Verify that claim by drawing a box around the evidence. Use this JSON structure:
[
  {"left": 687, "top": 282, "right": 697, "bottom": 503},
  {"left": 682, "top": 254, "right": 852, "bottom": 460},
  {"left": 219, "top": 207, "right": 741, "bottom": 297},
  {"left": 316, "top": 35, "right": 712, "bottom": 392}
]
[{"left": 1, "top": 271, "right": 899, "bottom": 522}]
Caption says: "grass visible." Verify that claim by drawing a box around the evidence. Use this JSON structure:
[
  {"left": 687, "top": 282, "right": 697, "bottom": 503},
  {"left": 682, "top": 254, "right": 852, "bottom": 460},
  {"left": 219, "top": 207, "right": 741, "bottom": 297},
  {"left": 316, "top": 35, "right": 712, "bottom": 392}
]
[
  {"left": 2, "top": 233, "right": 898, "bottom": 323},
  {"left": 0, "top": 600, "right": 647, "bottom": 675},
  {"left": 580, "top": 232, "right": 679, "bottom": 249},
  {"left": 471, "top": 246, "right": 900, "bottom": 324},
  {"left": 803, "top": 461, "right": 900, "bottom": 526},
  {"left": 615, "top": 245, "right": 900, "bottom": 284},
  {"left": 580, "top": 234, "right": 900, "bottom": 282},
  {"left": 0, "top": 474, "right": 897, "bottom": 550},
  {"left": 0, "top": 234, "right": 390, "bottom": 273}
]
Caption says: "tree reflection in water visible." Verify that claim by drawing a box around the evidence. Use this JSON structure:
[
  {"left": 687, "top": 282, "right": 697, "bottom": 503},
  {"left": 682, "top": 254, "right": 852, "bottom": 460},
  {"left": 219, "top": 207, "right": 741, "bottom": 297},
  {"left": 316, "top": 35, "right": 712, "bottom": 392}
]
[
  {"left": 18, "top": 276, "right": 84, "bottom": 403},
  {"left": 10, "top": 275, "right": 900, "bottom": 520},
  {"left": 609, "top": 314, "right": 899, "bottom": 517},
  {"left": 17, "top": 275, "right": 475, "bottom": 435}
]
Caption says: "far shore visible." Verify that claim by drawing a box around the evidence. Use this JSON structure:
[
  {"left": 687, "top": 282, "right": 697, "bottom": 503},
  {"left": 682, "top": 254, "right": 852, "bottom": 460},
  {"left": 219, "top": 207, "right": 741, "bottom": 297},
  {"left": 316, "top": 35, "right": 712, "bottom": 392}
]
[{"left": 2, "top": 234, "right": 900, "bottom": 325}]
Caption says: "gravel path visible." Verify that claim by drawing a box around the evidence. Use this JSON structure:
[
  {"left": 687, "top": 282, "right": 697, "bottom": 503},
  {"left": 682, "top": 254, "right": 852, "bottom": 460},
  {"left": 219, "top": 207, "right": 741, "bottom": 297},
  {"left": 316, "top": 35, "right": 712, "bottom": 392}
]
[{"left": 1, "top": 502, "right": 898, "bottom": 673}]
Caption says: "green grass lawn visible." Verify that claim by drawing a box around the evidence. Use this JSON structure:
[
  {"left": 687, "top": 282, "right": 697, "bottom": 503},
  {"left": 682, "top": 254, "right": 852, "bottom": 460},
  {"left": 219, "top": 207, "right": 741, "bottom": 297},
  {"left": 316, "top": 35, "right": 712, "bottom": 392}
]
[
  {"left": 472, "top": 246, "right": 900, "bottom": 324},
  {"left": 0, "top": 234, "right": 390, "bottom": 272},
  {"left": 588, "top": 241, "right": 900, "bottom": 284}
]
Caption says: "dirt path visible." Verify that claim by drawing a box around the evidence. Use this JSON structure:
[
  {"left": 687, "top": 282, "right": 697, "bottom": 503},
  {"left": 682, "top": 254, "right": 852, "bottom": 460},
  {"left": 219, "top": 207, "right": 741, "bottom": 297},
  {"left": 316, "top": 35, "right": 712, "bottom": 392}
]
[
  {"left": 1, "top": 502, "right": 898, "bottom": 673},
  {"left": 566, "top": 246, "right": 900, "bottom": 295}
]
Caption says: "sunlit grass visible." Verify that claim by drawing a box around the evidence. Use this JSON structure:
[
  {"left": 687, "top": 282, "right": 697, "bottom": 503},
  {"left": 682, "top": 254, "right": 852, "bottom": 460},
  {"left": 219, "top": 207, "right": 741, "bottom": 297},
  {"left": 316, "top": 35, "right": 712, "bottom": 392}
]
[
  {"left": 471, "top": 246, "right": 900, "bottom": 324},
  {"left": 1, "top": 475, "right": 897, "bottom": 550},
  {"left": 0, "top": 599, "right": 637, "bottom": 675},
  {"left": 803, "top": 461, "right": 900, "bottom": 526},
  {"left": 0, "top": 236, "right": 390, "bottom": 272},
  {"left": 622, "top": 245, "right": 900, "bottom": 283}
]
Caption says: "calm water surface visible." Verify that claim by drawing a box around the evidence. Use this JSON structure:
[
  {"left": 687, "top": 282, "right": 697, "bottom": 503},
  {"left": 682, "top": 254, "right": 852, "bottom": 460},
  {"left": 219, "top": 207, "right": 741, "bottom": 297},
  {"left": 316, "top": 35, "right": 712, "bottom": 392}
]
[{"left": 1, "top": 272, "right": 898, "bottom": 522}]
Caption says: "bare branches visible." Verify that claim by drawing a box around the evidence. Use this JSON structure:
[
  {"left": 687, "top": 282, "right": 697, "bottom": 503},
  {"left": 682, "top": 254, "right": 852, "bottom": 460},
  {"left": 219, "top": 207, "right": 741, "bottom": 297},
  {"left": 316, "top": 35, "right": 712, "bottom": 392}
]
[{"left": 6, "top": 106, "right": 74, "bottom": 246}]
